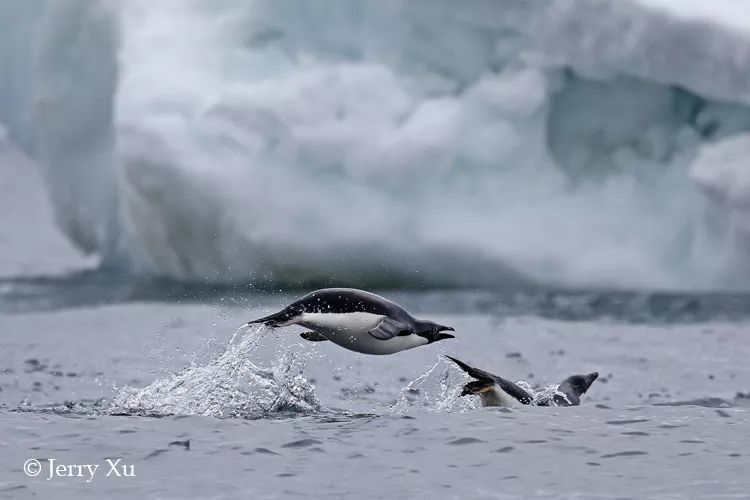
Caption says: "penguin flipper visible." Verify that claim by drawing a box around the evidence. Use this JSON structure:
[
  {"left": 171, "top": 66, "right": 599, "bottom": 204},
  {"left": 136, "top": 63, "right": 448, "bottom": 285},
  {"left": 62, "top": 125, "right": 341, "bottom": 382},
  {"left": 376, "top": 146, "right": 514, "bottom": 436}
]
[
  {"left": 368, "top": 317, "right": 411, "bottom": 340},
  {"left": 300, "top": 331, "right": 329, "bottom": 342}
]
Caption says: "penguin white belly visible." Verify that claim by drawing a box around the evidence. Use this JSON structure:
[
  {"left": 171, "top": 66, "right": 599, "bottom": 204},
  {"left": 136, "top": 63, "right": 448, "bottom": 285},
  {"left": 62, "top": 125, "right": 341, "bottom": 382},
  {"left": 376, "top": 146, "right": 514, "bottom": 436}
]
[
  {"left": 479, "top": 385, "right": 519, "bottom": 407},
  {"left": 296, "top": 312, "right": 427, "bottom": 355}
]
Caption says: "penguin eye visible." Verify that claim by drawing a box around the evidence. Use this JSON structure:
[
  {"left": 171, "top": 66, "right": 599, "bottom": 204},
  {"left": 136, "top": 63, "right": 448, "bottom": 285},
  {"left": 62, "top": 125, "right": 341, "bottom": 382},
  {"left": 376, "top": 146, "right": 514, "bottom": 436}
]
[{"left": 432, "top": 327, "right": 439, "bottom": 334}]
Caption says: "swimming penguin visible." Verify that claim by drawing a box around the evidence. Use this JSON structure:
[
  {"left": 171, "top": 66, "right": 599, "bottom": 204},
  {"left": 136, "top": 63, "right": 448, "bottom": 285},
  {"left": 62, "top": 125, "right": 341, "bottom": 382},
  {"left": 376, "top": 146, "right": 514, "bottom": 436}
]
[
  {"left": 246, "top": 288, "right": 455, "bottom": 355},
  {"left": 445, "top": 356, "right": 598, "bottom": 407}
]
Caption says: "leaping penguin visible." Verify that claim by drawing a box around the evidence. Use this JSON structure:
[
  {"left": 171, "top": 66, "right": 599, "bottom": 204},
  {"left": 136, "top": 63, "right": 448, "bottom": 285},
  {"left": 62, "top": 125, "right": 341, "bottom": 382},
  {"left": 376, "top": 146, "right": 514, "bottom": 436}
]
[
  {"left": 446, "top": 356, "right": 598, "bottom": 407},
  {"left": 246, "top": 288, "right": 455, "bottom": 355}
]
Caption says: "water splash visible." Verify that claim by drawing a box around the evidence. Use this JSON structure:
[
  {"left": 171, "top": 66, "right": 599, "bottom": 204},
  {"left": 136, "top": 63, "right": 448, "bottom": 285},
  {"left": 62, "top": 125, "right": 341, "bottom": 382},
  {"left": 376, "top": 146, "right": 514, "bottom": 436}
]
[
  {"left": 109, "top": 326, "right": 320, "bottom": 418},
  {"left": 516, "top": 380, "right": 569, "bottom": 406},
  {"left": 391, "top": 358, "right": 476, "bottom": 414}
]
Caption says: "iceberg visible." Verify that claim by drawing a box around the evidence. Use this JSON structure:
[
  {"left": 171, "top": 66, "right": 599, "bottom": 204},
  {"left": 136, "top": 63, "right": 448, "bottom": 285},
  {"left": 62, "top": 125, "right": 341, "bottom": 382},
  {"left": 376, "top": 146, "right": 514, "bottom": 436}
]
[{"left": 2, "top": 0, "right": 750, "bottom": 289}]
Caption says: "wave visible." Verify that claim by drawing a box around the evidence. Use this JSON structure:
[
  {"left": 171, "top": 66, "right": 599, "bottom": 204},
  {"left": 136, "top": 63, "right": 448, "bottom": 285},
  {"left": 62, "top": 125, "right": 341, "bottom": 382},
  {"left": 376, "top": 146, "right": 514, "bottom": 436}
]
[{"left": 3, "top": 0, "right": 750, "bottom": 289}]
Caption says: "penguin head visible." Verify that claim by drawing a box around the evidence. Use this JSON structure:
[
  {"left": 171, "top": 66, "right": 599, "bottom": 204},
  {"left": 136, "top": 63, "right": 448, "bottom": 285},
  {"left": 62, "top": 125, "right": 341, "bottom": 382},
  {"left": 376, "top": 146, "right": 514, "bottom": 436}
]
[
  {"left": 565, "top": 372, "right": 598, "bottom": 394},
  {"left": 556, "top": 372, "right": 599, "bottom": 406},
  {"left": 416, "top": 320, "right": 455, "bottom": 342}
]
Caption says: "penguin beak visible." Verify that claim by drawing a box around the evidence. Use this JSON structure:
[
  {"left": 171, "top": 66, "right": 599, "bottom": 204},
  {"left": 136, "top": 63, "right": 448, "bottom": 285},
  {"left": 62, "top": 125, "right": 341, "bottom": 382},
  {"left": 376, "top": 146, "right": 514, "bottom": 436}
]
[
  {"left": 440, "top": 325, "right": 455, "bottom": 332},
  {"left": 583, "top": 372, "right": 599, "bottom": 391}
]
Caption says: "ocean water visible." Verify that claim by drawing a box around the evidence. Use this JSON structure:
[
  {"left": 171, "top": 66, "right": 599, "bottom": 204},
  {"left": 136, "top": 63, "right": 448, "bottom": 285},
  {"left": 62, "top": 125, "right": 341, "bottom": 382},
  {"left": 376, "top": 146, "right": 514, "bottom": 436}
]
[{"left": 2, "top": 273, "right": 750, "bottom": 499}]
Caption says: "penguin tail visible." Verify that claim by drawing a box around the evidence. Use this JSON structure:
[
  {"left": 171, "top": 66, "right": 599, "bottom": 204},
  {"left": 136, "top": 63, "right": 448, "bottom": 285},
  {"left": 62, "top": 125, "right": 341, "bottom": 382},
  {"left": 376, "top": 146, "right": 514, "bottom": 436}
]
[
  {"left": 445, "top": 355, "right": 495, "bottom": 381},
  {"left": 445, "top": 356, "right": 497, "bottom": 397},
  {"left": 445, "top": 355, "right": 535, "bottom": 405},
  {"left": 245, "top": 309, "right": 292, "bottom": 328}
]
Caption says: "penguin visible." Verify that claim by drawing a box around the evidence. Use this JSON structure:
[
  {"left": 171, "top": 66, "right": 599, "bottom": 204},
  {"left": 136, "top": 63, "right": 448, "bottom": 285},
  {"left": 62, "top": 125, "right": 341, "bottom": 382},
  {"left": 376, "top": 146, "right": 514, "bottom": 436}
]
[
  {"left": 246, "top": 288, "right": 455, "bottom": 355},
  {"left": 446, "top": 356, "right": 598, "bottom": 407}
]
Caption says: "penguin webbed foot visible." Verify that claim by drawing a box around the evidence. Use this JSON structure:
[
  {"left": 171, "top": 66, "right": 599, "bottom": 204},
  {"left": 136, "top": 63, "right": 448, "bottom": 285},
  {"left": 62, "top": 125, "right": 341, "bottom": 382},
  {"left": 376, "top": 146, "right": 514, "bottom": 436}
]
[
  {"left": 300, "top": 331, "right": 329, "bottom": 342},
  {"left": 460, "top": 380, "right": 494, "bottom": 397}
]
